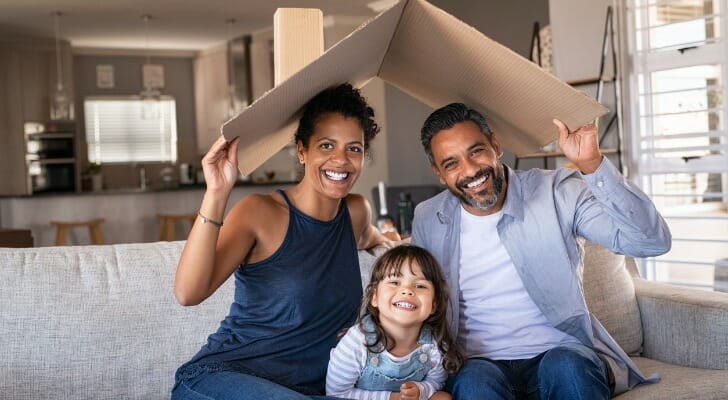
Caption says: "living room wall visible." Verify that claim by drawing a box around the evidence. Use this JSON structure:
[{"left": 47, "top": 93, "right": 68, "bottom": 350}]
[{"left": 383, "top": 0, "right": 552, "bottom": 187}]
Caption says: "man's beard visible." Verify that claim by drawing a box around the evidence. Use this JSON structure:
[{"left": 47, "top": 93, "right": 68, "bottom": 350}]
[{"left": 450, "top": 165, "right": 505, "bottom": 211}]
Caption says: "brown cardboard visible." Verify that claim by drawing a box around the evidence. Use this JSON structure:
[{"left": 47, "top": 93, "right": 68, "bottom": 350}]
[
  {"left": 223, "top": 0, "right": 608, "bottom": 176},
  {"left": 274, "top": 9, "right": 324, "bottom": 86}
]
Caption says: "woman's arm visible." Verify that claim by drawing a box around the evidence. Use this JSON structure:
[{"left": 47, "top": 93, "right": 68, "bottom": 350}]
[
  {"left": 173, "top": 136, "right": 254, "bottom": 306},
  {"left": 347, "top": 194, "right": 398, "bottom": 250}
]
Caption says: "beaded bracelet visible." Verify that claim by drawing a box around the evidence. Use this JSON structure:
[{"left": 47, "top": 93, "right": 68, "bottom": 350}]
[{"left": 198, "top": 211, "right": 223, "bottom": 228}]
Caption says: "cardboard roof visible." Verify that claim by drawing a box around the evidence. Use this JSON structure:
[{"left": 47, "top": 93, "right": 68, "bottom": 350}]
[{"left": 222, "top": 0, "right": 609, "bottom": 176}]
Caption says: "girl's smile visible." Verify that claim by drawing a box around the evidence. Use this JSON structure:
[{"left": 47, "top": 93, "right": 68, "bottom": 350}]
[{"left": 371, "top": 261, "right": 435, "bottom": 329}]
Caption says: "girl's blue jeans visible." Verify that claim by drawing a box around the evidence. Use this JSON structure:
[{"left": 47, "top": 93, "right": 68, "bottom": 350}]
[
  {"left": 446, "top": 342, "right": 611, "bottom": 400},
  {"left": 171, "top": 370, "right": 345, "bottom": 400}
]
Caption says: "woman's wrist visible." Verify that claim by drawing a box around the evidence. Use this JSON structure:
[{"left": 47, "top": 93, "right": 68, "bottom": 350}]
[{"left": 199, "top": 191, "right": 229, "bottom": 222}]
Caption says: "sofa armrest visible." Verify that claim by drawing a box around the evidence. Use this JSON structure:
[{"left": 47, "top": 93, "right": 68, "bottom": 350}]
[{"left": 633, "top": 277, "right": 728, "bottom": 370}]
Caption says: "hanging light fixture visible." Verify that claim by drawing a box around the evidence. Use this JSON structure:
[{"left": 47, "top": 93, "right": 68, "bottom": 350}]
[
  {"left": 50, "top": 11, "right": 73, "bottom": 120},
  {"left": 225, "top": 18, "right": 245, "bottom": 119},
  {"left": 140, "top": 14, "right": 161, "bottom": 119}
]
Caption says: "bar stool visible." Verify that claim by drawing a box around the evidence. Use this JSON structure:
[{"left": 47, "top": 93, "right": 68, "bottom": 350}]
[
  {"left": 158, "top": 213, "right": 197, "bottom": 241},
  {"left": 51, "top": 219, "right": 105, "bottom": 246}
]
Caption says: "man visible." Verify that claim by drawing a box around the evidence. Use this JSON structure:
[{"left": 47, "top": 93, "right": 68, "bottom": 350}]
[{"left": 411, "top": 103, "right": 671, "bottom": 399}]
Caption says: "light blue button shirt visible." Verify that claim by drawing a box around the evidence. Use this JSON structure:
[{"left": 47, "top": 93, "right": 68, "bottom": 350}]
[{"left": 411, "top": 157, "right": 671, "bottom": 395}]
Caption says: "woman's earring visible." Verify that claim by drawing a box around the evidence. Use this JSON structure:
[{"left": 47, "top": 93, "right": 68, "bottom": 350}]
[{"left": 299, "top": 158, "right": 304, "bottom": 164}]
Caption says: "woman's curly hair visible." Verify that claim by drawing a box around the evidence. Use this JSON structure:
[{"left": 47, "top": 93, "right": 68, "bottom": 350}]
[{"left": 295, "top": 83, "right": 380, "bottom": 151}]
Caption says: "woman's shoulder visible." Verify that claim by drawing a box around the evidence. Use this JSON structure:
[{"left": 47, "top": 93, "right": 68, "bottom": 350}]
[
  {"left": 344, "top": 193, "right": 372, "bottom": 222},
  {"left": 344, "top": 192, "right": 367, "bottom": 209},
  {"left": 232, "top": 191, "right": 286, "bottom": 210},
  {"left": 226, "top": 191, "right": 288, "bottom": 227}
]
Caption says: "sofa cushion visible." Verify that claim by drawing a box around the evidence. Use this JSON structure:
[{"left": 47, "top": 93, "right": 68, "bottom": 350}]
[
  {"left": 582, "top": 241, "right": 644, "bottom": 356},
  {"left": 614, "top": 357, "right": 728, "bottom": 399},
  {"left": 0, "top": 242, "right": 234, "bottom": 399}
]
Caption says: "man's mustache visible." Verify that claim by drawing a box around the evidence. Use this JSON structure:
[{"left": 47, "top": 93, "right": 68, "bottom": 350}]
[{"left": 456, "top": 167, "right": 494, "bottom": 190}]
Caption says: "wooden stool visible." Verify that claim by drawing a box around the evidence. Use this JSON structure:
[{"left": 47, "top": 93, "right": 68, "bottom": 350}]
[
  {"left": 158, "top": 214, "right": 197, "bottom": 241},
  {"left": 51, "top": 219, "right": 105, "bottom": 246}
]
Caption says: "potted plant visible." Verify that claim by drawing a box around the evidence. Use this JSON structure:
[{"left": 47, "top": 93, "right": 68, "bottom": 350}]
[{"left": 83, "top": 162, "right": 103, "bottom": 191}]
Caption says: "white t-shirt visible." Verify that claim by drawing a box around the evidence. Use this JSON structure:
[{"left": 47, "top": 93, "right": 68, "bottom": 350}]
[{"left": 458, "top": 206, "right": 578, "bottom": 359}]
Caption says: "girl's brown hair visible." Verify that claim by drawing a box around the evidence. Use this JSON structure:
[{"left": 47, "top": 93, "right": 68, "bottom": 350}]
[{"left": 360, "top": 244, "right": 464, "bottom": 374}]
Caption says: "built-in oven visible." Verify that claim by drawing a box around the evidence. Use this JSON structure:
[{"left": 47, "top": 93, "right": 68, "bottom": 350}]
[
  {"left": 27, "top": 160, "right": 76, "bottom": 193},
  {"left": 25, "top": 121, "right": 77, "bottom": 193}
]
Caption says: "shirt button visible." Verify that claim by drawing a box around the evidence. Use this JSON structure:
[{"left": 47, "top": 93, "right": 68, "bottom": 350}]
[
  {"left": 419, "top": 353, "right": 429, "bottom": 363},
  {"left": 370, "top": 356, "right": 379, "bottom": 367},
  {"left": 596, "top": 180, "right": 604, "bottom": 188}
]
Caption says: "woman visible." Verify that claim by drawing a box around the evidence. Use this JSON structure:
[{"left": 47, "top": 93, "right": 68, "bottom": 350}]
[{"left": 171, "top": 84, "right": 390, "bottom": 400}]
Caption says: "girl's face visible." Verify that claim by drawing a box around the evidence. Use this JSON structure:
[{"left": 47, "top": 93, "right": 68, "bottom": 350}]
[
  {"left": 297, "top": 113, "right": 365, "bottom": 200},
  {"left": 371, "top": 260, "right": 435, "bottom": 329}
]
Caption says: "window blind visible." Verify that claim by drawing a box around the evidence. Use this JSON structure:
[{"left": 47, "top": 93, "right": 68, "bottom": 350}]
[
  {"left": 84, "top": 96, "right": 178, "bottom": 164},
  {"left": 626, "top": 0, "right": 728, "bottom": 290}
]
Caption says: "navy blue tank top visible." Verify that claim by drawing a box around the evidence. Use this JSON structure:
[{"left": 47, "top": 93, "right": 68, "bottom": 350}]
[{"left": 176, "top": 190, "right": 362, "bottom": 394}]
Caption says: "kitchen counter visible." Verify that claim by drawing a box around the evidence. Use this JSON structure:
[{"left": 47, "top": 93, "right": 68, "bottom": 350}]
[
  {"left": 0, "top": 182, "right": 297, "bottom": 246},
  {"left": 2, "top": 180, "right": 298, "bottom": 198}
]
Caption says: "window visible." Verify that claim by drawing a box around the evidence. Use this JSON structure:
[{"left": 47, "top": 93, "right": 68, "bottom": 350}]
[
  {"left": 84, "top": 96, "right": 178, "bottom": 163},
  {"left": 625, "top": 0, "right": 728, "bottom": 289}
]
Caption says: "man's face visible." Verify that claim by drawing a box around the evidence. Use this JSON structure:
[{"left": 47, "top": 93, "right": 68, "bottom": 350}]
[{"left": 429, "top": 120, "right": 506, "bottom": 216}]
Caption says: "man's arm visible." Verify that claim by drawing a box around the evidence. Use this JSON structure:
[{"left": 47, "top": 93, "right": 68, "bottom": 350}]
[
  {"left": 554, "top": 119, "right": 671, "bottom": 257},
  {"left": 573, "top": 157, "right": 671, "bottom": 257}
]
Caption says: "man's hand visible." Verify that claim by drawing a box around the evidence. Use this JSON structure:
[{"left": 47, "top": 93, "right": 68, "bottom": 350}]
[
  {"left": 554, "top": 118, "right": 602, "bottom": 174},
  {"left": 399, "top": 382, "right": 420, "bottom": 400}
]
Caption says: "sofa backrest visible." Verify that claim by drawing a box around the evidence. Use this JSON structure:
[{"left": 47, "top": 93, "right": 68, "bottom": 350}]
[
  {"left": 0, "top": 240, "right": 643, "bottom": 399},
  {"left": 0, "top": 242, "right": 234, "bottom": 400},
  {"left": 581, "top": 240, "right": 644, "bottom": 355}
]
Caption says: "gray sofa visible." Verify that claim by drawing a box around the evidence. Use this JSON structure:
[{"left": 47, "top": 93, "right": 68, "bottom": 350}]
[{"left": 0, "top": 241, "right": 726, "bottom": 399}]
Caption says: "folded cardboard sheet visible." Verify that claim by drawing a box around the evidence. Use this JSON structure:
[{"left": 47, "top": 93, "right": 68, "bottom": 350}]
[{"left": 222, "top": 0, "right": 608, "bottom": 176}]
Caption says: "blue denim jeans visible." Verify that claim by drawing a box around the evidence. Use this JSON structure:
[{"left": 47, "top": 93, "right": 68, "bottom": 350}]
[
  {"left": 446, "top": 343, "right": 611, "bottom": 400},
  {"left": 172, "top": 370, "right": 346, "bottom": 400}
]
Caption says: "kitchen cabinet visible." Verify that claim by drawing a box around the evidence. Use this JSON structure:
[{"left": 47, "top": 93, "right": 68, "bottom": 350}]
[
  {"left": 0, "top": 48, "right": 28, "bottom": 196},
  {"left": 193, "top": 29, "right": 274, "bottom": 154},
  {"left": 193, "top": 43, "right": 229, "bottom": 153},
  {"left": 0, "top": 38, "right": 74, "bottom": 196}
]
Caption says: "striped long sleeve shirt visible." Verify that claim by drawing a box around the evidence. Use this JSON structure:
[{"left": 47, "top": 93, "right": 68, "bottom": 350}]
[{"left": 326, "top": 324, "right": 447, "bottom": 400}]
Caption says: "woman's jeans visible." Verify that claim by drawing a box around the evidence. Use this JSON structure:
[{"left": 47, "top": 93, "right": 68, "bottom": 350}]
[
  {"left": 446, "top": 342, "right": 611, "bottom": 400},
  {"left": 172, "top": 370, "right": 345, "bottom": 400}
]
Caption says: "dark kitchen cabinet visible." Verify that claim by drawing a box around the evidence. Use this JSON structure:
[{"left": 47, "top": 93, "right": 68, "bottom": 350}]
[{"left": 0, "top": 38, "right": 74, "bottom": 196}]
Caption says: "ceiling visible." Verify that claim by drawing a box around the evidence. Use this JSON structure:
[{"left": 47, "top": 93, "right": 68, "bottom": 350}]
[{"left": 0, "top": 0, "right": 384, "bottom": 52}]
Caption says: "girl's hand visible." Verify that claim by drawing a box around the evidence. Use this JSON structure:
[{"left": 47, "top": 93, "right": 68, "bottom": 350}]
[
  {"left": 201, "top": 135, "right": 240, "bottom": 194},
  {"left": 554, "top": 118, "right": 602, "bottom": 174},
  {"left": 399, "top": 382, "right": 420, "bottom": 400}
]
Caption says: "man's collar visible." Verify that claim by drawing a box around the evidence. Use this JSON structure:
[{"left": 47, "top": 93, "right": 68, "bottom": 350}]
[{"left": 500, "top": 165, "right": 524, "bottom": 222}]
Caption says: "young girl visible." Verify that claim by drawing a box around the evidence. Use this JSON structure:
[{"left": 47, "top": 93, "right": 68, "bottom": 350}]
[
  {"left": 327, "top": 245, "right": 463, "bottom": 400},
  {"left": 172, "top": 83, "right": 390, "bottom": 399}
]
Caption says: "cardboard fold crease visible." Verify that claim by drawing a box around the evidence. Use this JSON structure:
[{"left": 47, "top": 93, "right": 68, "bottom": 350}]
[{"left": 222, "top": 0, "right": 608, "bottom": 176}]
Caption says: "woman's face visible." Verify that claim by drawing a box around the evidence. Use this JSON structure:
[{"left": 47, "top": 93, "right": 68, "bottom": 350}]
[{"left": 297, "top": 113, "right": 365, "bottom": 200}]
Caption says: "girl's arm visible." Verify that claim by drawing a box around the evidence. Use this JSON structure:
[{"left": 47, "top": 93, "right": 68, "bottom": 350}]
[
  {"left": 326, "top": 327, "right": 392, "bottom": 400},
  {"left": 173, "top": 136, "right": 256, "bottom": 306},
  {"left": 410, "top": 344, "right": 448, "bottom": 400}
]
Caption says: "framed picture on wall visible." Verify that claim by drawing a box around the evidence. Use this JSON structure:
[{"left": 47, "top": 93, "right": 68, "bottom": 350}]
[
  {"left": 142, "top": 64, "right": 165, "bottom": 89},
  {"left": 96, "top": 64, "right": 114, "bottom": 88}
]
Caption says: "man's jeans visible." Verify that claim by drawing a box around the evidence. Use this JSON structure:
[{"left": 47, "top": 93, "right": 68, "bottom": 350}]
[
  {"left": 172, "top": 370, "right": 345, "bottom": 400},
  {"left": 446, "top": 343, "right": 611, "bottom": 400}
]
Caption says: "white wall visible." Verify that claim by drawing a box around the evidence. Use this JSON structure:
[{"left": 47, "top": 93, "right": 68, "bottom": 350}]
[
  {"left": 549, "top": 0, "right": 615, "bottom": 82},
  {"left": 549, "top": 0, "right": 622, "bottom": 156}
]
